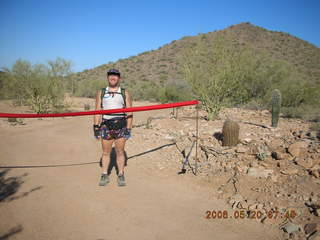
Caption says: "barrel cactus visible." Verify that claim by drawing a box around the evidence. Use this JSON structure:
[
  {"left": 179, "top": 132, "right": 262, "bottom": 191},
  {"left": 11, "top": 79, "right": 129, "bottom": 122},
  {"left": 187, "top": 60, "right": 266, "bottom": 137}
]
[
  {"left": 271, "top": 89, "right": 282, "bottom": 127},
  {"left": 222, "top": 119, "right": 240, "bottom": 146}
]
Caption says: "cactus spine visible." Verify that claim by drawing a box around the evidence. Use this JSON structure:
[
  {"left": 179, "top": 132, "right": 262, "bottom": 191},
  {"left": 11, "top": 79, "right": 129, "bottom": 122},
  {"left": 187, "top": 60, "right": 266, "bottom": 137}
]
[
  {"left": 222, "top": 119, "right": 240, "bottom": 146},
  {"left": 271, "top": 89, "right": 282, "bottom": 127}
]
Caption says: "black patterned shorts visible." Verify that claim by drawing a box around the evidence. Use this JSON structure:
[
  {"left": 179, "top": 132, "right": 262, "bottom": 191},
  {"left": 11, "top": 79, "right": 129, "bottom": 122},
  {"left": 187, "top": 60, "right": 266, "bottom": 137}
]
[{"left": 100, "top": 125, "right": 130, "bottom": 140}]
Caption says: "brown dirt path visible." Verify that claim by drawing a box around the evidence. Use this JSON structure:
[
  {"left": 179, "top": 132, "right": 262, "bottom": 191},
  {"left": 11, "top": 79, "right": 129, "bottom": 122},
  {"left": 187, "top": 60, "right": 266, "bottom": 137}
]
[{"left": 0, "top": 101, "right": 281, "bottom": 240}]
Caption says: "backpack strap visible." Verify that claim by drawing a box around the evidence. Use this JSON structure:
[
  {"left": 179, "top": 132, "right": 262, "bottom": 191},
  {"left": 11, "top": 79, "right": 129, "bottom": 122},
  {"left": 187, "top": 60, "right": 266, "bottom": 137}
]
[
  {"left": 100, "top": 87, "right": 106, "bottom": 108},
  {"left": 121, "top": 87, "right": 126, "bottom": 108}
]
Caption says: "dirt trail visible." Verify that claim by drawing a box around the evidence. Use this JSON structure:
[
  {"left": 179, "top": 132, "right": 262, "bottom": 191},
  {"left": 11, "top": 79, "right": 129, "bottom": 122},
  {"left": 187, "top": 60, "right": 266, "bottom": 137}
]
[{"left": 0, "top": 102, "right": 281, "bottom": 240}]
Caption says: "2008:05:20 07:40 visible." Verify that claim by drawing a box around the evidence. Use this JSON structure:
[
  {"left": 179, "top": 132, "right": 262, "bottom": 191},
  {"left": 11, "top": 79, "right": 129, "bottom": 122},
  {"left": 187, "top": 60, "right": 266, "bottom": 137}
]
[{"left": 205, "top": 210, "right": 297, "bottom": 219}]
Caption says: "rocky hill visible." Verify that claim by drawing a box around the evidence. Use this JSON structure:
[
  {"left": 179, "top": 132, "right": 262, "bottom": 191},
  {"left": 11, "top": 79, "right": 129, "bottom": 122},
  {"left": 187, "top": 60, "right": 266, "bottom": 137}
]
[{"left": 73, "top": 22, "right": 320, "bottom": 88}]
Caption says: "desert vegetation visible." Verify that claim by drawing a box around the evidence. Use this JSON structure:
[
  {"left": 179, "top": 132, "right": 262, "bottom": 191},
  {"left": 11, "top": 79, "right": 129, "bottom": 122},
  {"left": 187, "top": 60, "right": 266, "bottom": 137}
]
[
  {"left": 0, "top": 58, "right": 73, "bottom": 113},
  {"left": 1, "top": 23, "right": 319, "bottom": 124},
  {"left": 182, "top": 35, "right": 320, "bottom": 121}
]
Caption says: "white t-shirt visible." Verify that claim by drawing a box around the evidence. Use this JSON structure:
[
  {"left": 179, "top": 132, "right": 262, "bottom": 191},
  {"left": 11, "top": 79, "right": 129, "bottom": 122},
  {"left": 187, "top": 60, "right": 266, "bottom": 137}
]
[{"left": 102, "top": 86, "right": 126, "bottom": 120}]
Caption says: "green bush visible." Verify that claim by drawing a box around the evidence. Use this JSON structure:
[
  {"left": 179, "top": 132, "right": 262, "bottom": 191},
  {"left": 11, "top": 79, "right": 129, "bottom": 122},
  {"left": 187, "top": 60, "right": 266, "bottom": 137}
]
[
  {"left": 127, "top": 81, "right": 159, "bottom": 101},
  {"left": 282, "top": 104, "right": 320, "bottom": 121},
  {"left": 240, "top": 99, "right": 266, "bottom": 110},
  {"left": 0, "top": 71, "right": 7, "bottom": 99},
  {"left": 182, "top": 35, "right": 317, "bottom": 120},
  {"left": 158, "top": 82, "right": 192, "bottom": 103},
  {"left": 1, "top": 58, "right": 73, "bottom": 113},
  {"left": 74, "top": 78, "right": 105, "bottom": 98}
]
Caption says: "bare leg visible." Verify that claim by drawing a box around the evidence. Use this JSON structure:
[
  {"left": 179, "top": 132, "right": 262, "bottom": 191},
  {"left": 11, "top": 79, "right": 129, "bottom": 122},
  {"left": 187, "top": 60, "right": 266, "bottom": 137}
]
[
  {"left": 115, "top": 137, "right": 127, "bottom": 175},
  {"left": 101, "top": 138, "right": 115, "bottom": 173}
]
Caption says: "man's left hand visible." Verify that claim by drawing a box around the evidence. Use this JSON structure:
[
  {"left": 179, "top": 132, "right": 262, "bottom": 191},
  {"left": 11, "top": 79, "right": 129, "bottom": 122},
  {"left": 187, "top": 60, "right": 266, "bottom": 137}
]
[{"left": 124, "top": 128, "right": 132, "bottom": 139}]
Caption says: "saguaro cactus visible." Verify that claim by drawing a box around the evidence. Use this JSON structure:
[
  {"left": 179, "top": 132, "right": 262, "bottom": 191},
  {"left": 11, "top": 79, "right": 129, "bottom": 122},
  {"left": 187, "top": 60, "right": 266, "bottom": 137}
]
[
  {"left": 271, "top": 89, "right": 282, "bottom": 127},
  {"left": 222, "top": 119, "right": 240, "bottom": 146}
]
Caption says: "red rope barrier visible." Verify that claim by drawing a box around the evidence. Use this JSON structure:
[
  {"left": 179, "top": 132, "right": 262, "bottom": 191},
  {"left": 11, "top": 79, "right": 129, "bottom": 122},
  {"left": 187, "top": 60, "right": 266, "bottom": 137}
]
[{"left": 0, "top": 100, "right": 199, "bottom": 118}]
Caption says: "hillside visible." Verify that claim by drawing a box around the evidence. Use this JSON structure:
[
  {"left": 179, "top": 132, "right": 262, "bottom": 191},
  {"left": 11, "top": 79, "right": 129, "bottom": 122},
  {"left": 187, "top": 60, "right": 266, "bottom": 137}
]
[{"left": 73, "top": 22, "right": 320, "bottom": 90}]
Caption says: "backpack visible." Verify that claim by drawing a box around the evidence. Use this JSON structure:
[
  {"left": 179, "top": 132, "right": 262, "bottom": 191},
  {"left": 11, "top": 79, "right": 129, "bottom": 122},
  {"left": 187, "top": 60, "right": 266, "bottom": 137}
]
[{"left": 100, "top": 87, "right": 126, "bottom": 109}]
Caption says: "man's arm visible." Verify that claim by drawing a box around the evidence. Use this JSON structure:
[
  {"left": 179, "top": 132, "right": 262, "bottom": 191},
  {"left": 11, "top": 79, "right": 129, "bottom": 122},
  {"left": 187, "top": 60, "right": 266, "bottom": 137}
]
[
  {"left": 94, "top": 90, "right": 102, "bottom": 126},
  {"left": 125, "top": 90, "right": 133, "bottom": 129}
]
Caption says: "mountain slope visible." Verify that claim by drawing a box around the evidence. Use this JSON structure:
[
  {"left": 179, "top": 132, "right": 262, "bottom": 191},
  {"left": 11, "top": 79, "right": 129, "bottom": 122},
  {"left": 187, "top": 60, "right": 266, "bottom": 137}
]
[{"left": 74, "top": 22, "right": 320, "bottom": 92}]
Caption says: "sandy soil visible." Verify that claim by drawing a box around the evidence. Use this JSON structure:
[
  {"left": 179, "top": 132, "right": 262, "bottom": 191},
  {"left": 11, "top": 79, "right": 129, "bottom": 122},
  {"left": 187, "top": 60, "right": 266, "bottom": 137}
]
[{"left": 0, "top": 99, "right": 281, "bottom": 240}]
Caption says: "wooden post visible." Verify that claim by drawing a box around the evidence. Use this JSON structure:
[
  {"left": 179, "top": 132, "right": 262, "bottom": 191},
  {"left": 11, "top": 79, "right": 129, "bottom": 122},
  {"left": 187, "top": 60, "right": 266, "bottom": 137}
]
[{"left": 195, "top": 104, "right": 199, "bottom": 175}]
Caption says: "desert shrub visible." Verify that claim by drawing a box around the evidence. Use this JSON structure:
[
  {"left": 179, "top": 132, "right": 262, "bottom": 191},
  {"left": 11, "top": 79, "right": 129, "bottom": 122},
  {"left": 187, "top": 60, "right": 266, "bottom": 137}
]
[
  {"left": 240, "top": 99, "right": 267, "bottom": 110},
  {"left": 7, "top": 117, "right": 25, "bottom": 125},
  {"left": 158, "top": 82, "right": 192, "bottom": 103},
  {"left": 260, "top": 76, "right": 320, "bottom": 109},
  {"left": 74, "top": 78, "right": 105, "bottom": 98},
  {"left": 158, "top": 70, "right": 167, "bottom": 75},
  {"left": 84, "top": 103, "right": 90, "bottom": 110},
  {"left": 182, "top": 36, "right": 259, "bottom": 119},
  {"left": 182, "top": 35, "right": 316, "bottom": 120},
  {"left": 1, "top": 58, "right": 72, "bottom": 113},
  {"left": 310, "top": 123, "right": 320, "bottom": 135},
  {"left": 282, "top": 104, "right": 320, "bottom": 121},
  {"left": 262, "top": 74, "right": 320, "bottom": 120},
  {"left": 128, "top": 81, "right": 159, "bottom": 101},
  {"left": 159, "top": 75, "right": 168, "bottom": 84}
]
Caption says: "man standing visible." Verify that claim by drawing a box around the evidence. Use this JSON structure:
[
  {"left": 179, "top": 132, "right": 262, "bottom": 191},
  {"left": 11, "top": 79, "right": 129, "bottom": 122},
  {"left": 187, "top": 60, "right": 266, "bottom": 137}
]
[{"left": 93, "top": 69, "right": 133, "bottom": 187}]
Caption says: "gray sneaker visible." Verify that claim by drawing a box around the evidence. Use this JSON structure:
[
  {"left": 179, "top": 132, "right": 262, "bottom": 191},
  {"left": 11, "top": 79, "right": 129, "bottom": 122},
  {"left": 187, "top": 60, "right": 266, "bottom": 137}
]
[
  {"left": 117, "top": 174, "right": 126, "bottom": 186},
  {"left": 99, "top": 173, "right": 110, "bottom": 186}
]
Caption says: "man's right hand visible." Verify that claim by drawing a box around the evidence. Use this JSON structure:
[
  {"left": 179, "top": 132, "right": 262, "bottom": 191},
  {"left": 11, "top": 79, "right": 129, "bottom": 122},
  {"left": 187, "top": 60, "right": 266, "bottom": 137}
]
[{"left": 93, "top": 124, "right": 101, "bottom": 139}]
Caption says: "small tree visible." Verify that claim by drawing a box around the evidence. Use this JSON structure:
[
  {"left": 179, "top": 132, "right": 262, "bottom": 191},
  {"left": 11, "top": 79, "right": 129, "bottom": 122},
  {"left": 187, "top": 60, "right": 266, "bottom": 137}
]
[
  {"left": 74, "top": 78, "right": 105, "bottom": 98},
  {"left": 182, "top": 36, "right": 294, "bottom": 120},
  {"left": 2, "top": 58, "right": 73, "bottom": 113},
  {"left": 182, "top": 37, "right": 253, "bottom": 119}
]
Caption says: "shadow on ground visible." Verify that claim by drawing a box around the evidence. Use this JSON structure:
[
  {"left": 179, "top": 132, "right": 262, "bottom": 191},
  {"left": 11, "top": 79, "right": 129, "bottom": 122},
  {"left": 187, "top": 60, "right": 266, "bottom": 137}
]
[
  {"left": 0, "top": 169, "right": 43, "bottom": 239},
  {"left": 0, "top": 169, "right": 42, "bottom": 202},
  {"left": 0, "top": 225, "right": 23, "bottom": 240}
]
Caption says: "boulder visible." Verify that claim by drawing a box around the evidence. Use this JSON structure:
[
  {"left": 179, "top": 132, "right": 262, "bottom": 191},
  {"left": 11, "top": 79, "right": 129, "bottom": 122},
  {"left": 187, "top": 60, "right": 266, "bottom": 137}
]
[
  {"left": 288, "top": 141, "right": 308, "bottom": 157},
  {"left": 308, "top": 231, "right": 320, "bottom": 240},
  {"left": 306, "top": 131, "right": 318, "bottom": 140},
  {"left": 316, "top": 208, "right": 320, "bottom": 217},
  {"left": 305, "top": 223, "right": 320, "bottom": 235},
  {"left": 236, "top": 146, "right": 247, "bottom": 153},
  {"left": 249, "top": 143, "right": 271, "bottom": 161},
  {"left": 292, "top": 130, "right": 304, "bottom": 138},
  {"left": 247, "top": 167, "right": 273, "bottom": 178},
  {"left": 295, "top": 157, "right": 314, "bottom": 169},
  {"left": 310, "top": 165, "right": 320, "bottom": 178},
  {"left": 282, "top": 222, "right": 300, "bottom": 234},
  {"left": 271, "top": 151, "right": 284, "bottom": 160},
  {"left": 280, "top": 167, "right": 299, "bottom": 175},
  {"left": 268, "top": 138, "right": 284, "bottom": 151}
]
